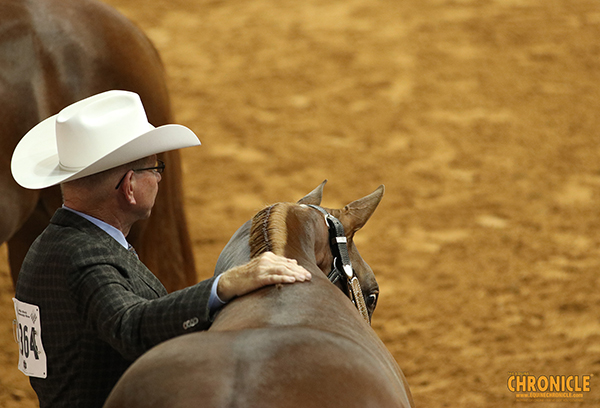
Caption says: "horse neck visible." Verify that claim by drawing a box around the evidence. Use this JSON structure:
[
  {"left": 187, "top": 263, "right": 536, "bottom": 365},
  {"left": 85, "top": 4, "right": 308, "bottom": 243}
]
[{"left": 210, "top": 265, "right": 369, "bottom": 339}]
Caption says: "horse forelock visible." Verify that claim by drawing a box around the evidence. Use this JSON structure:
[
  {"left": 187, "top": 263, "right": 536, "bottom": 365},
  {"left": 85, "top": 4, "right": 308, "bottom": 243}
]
[{"left": 249, "top": 203, "right": 291, "bottom": 258}]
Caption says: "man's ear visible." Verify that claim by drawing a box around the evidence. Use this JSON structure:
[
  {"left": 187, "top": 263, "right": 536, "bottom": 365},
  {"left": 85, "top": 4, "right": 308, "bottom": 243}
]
[{"left": 118, "top": 171, "right": 137, "bottom": 205}]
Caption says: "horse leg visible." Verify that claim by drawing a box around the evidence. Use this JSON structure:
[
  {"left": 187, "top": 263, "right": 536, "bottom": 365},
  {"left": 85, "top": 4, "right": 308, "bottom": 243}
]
[
  {"left": 7, "top": 201, "right": 48, "bottom": 285},
  {"left": 0, "top": 168, "right": 37, "bottom": 285},
  {"left": 6, "top": 185, "right": 61, "bottom": 286}
]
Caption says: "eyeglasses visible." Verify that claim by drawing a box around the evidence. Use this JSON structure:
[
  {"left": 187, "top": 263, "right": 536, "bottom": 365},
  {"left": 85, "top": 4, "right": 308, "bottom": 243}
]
[{"left": 115, "top": 159, "right": 165, "bottom": 189}]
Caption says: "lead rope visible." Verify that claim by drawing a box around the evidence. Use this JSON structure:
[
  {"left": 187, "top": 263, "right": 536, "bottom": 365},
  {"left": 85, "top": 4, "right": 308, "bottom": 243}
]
[
  {"left": 349, "top": 277, "right": 369, "bottom": 322},
  {"left": 307, "top": 205, "right": 370, "bottom": 323}
]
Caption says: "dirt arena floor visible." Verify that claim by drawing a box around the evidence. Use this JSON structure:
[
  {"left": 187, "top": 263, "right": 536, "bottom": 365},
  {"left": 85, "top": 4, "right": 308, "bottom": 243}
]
[{"left": 2, "top": 0, "right": 600, "bottom": 406}]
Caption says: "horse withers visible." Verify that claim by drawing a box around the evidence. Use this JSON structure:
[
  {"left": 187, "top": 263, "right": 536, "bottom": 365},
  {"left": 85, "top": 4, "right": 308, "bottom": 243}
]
[
  {"left": 0, "top": 0, "right": 195, "bottom": 291},
  {"left": 104, "top": 181, "right": 415, "bottom": 408}
]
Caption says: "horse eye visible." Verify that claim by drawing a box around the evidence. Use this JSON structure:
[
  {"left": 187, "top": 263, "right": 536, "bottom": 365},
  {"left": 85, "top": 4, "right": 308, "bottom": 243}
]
[{"left": 367, "top": 293, "right": 378, "bottom": 309}]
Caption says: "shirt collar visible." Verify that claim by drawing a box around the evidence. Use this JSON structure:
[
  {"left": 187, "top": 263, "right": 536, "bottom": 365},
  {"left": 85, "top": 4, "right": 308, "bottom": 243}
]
[{"left": 62, "top": 205, "right": 129, "bottom": 249}]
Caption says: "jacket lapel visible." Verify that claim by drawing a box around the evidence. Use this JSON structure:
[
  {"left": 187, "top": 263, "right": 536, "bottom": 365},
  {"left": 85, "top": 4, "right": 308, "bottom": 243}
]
[{"left": 51, "top": 208, "right": 168, "bottom": 297}]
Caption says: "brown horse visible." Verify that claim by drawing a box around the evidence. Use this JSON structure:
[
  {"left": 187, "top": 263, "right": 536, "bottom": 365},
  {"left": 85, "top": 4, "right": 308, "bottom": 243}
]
[
  {"left": 0, "top": 0, "right": 195, "bottom": 291},
  {"left": 103, "top": 182, "right": 415, "bottom": 408}
]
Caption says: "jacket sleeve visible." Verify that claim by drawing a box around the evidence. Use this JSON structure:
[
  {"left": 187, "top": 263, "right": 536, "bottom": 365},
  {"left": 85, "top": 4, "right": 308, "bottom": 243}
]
[{"left": 70, "top": 256, "right": 216, "bottom": 361}]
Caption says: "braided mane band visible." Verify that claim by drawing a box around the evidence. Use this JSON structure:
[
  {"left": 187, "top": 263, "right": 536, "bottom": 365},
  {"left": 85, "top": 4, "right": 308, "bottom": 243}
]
[{"left": 249, "top": 203, "right": 290, "bottom": 258}]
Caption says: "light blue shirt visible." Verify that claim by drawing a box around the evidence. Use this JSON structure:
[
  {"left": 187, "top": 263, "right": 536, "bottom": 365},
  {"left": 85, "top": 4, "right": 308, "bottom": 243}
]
[{"left": 62, "top": 205, "right": 226, "bottom": 313}]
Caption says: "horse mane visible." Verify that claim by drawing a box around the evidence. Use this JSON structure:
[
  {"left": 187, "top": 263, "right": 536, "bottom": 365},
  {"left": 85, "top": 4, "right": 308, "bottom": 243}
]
[{"left": 249, "top": 203, "right": 291, "bottom": 258}]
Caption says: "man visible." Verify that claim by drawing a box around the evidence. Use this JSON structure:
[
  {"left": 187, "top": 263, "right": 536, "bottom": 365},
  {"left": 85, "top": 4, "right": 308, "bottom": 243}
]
[{"left": 10, "top": 90, "right": 311, "bottom": 408}]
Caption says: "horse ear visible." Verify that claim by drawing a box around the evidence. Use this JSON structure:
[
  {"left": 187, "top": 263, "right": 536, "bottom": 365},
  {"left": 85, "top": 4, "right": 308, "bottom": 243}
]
[
  {"left": 297, "top": 180, "right": 327, "bottom": 205},
  {"left": 339, "top": 185, "right": 385, "bottom": 233}
]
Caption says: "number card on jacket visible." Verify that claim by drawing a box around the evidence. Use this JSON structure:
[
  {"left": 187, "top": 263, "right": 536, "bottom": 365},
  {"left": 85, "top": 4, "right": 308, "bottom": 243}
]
[{"left": 13, "top": 298, "right": 47, "bottom": 378}]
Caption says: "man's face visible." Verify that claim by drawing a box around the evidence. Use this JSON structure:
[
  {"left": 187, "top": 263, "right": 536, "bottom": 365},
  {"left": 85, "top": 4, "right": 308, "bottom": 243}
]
[{"left": 132, "top": 155, "right": 162, "bottom": 219}]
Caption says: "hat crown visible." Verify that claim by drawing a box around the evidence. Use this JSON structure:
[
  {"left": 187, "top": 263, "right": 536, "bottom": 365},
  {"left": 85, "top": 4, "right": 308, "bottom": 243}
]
[{"left": 56, "top": 91, "right": 152, "bottom": 170}]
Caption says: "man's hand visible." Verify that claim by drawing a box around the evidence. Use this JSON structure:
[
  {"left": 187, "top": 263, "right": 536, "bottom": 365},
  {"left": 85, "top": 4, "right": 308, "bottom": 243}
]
[{"left": 217, "top": 252, "right": 312, "bottom": 302}]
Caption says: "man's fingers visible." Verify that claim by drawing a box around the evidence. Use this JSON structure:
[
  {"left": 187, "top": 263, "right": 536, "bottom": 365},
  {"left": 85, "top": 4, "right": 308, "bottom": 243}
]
[
  {"left": 261, "top": 274, "right": 297, "bottom": 285},
  {"left": 218, "top": 253, "right": 313, "bottom": 301},
  {"left": 258, "top": 252, "right": 312, "bottom": 281}
]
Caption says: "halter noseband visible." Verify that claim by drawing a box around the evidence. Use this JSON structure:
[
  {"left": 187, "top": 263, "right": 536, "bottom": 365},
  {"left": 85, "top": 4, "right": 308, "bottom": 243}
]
[{"left": 306, "top": 204, "right": 370, "bottom": 323}]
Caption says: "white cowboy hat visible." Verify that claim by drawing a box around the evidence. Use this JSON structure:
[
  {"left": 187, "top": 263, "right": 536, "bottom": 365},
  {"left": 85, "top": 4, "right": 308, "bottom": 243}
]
[{"left": 11, "top": 90, "right": 201, "bottom": 189}]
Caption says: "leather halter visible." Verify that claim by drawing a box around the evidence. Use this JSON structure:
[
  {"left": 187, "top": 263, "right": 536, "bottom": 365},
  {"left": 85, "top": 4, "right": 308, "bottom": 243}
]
[{"left": 306, "top": 205, "right": 370, "bottom": 323}]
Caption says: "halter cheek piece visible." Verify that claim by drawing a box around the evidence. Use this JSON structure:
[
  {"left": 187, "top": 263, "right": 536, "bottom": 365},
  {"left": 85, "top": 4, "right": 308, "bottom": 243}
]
[{"left": 306, "top": 205, "right": 370, "bottom": 323}]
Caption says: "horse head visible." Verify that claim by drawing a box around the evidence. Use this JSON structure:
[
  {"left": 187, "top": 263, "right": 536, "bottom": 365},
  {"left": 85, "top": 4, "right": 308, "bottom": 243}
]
[
  {"left": 216, "top": 180, "right": 384, "bottom": 322},
  {"left": 295, "top": 180, "right": 384, "bottom": 321}
]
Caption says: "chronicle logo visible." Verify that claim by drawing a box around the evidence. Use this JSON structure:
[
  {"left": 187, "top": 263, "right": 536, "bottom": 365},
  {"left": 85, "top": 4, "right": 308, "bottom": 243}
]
[{"left": 507, "top": 372, "right": 592, "bottom": 400}]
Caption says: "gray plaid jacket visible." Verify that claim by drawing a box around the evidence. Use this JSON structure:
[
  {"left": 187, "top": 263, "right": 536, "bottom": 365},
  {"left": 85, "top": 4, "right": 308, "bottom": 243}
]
[{"left": 15, "top": 208, "right": 215, "bottom": 408}]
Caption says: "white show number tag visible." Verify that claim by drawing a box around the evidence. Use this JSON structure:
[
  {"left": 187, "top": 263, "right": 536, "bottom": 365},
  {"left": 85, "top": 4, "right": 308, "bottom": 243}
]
[{"left": 13, "top": 298, "right": 47, "bottom": 378}]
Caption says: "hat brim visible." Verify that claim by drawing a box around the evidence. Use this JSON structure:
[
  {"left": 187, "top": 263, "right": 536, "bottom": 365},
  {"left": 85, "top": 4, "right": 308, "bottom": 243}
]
[{"left": 11, "top": 114, "right": 201, "bottom": 190}]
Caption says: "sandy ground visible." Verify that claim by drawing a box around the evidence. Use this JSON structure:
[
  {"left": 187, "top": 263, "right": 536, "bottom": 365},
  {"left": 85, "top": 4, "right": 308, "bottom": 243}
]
[{"left": 2, "top": 0, "right": 600, "bottom": 406}]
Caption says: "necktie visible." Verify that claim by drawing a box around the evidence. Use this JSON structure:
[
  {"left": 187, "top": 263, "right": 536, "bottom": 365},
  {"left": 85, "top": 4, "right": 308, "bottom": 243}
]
[{"left": 127, "top": 243, "right": 139, "bottom": 259}]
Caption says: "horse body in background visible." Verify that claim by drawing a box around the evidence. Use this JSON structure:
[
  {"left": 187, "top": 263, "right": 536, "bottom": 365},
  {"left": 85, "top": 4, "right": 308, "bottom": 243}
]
[
  {"left": 0, "top": 0, "right": 195, "bottom": 291},
  {"left": 104, "top": 182, "right": 414, "bottom": 408}
]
